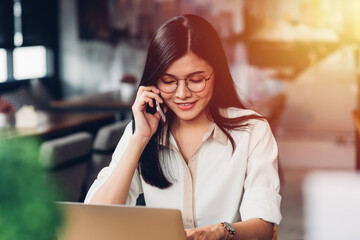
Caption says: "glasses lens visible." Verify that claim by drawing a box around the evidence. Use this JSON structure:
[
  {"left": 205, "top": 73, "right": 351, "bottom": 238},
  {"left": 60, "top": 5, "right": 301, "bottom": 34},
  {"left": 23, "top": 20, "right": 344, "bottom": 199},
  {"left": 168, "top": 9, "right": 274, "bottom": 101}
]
[
  {"left": 158, "top": 76, "right": 177, "bottom": 93},
  {"left": 187, "top": 75, "right": 206, "bottom": 92}
]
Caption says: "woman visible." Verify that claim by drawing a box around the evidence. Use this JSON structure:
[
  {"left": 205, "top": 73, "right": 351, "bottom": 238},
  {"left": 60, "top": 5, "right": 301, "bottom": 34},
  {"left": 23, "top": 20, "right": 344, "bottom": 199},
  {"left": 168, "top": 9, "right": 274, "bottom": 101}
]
[{"left": 85, "top": 14, "right": 281, "bottom": 240}]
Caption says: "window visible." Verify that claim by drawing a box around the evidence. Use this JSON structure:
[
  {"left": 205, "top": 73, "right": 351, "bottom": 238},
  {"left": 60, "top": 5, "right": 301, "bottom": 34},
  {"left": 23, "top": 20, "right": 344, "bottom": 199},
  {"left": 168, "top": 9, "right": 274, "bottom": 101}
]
[
  {"left": 13, "top": 46, "right": 47, "bottom": 80},
  {"left": 0, "top": 49, "right": 7, "bottom": 82},
  {"left": 0, "top": 0, "right": 57, "bottom": 83}
]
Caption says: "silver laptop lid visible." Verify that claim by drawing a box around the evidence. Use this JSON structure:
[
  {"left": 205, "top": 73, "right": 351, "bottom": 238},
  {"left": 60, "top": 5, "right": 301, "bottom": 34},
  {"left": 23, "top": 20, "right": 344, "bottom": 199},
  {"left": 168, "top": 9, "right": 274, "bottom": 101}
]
[{"left": 56, "top": 202, "right": 186, "bottom": 240}]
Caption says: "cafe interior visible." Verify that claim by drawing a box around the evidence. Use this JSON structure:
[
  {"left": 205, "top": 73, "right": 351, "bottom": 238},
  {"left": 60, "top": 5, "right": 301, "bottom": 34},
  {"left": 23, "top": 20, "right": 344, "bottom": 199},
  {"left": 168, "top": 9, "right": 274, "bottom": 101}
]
[{"left": 1, "top": 0, "right": 360, "bottom": 239}]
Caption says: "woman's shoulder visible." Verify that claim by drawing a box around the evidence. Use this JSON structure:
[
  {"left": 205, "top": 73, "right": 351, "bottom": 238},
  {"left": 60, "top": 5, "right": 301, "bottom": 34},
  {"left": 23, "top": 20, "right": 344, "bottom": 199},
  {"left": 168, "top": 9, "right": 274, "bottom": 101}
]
[
  {"left": 221, "top": 107, "right": 261, "bottom": 119},
  {"left": 112, "top": 120, "right": 133, "bottom": 160},
  {"left": 220, "top": 107, "right": 271, "bottom": 135}
]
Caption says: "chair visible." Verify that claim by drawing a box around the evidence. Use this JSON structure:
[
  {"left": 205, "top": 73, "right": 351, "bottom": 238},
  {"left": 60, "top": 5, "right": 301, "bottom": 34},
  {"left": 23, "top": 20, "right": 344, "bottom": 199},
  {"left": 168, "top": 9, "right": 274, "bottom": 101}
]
[
  {"left": 1, "top": 86, "right": 41, "bottom": 111},
  {"left": 87, "top": 119, "right": 146, "bottom": 205},
  {"left": 249, "top": 93, "right": 287, "bottom": 134},
  {"left": 39, "top": 132, "right": 93, "bottom": 202},
  {"left": 265, "top": 93, "right": 287, "bottom": 135},
  {"left": 86, "top": 120, "right": 130, "bottom": 190}
]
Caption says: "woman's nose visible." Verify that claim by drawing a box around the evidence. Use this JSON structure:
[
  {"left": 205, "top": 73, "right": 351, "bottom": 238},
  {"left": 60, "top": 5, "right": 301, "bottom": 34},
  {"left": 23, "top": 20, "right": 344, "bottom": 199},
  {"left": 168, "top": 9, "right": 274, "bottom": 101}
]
[{"left": 175, "top": 80, "right": 192, "bottom": 99}]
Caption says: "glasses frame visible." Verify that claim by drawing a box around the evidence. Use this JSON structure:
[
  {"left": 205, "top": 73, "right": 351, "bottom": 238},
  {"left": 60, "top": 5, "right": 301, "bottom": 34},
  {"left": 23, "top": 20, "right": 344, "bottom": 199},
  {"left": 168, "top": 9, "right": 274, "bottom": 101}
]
[{"left": 157, "top": 71, "right": 214, "bottom": 93}]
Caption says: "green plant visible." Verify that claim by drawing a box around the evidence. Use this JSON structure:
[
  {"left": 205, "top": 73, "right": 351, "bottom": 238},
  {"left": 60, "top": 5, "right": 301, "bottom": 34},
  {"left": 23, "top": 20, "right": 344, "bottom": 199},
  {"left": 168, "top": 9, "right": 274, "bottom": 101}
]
[{"left": 0, "top": 138, "right": 62, "bottom": 240}]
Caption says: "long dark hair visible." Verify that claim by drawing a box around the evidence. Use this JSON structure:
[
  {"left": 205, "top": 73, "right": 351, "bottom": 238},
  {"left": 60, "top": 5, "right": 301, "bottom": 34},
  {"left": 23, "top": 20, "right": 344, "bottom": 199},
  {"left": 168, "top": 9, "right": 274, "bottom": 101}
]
[{"left": 134, "top": 14, "right": 263, "bottom": 189}]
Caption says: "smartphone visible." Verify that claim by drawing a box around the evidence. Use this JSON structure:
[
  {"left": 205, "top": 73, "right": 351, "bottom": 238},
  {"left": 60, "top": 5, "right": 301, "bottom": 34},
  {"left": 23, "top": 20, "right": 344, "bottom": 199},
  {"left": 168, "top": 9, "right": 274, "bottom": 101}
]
[
  {"left": 146, "top": 99, "right": 166, "bottom": 122},
  {"left": 156, "top": 100, "right": 166, "bottom": 122}
]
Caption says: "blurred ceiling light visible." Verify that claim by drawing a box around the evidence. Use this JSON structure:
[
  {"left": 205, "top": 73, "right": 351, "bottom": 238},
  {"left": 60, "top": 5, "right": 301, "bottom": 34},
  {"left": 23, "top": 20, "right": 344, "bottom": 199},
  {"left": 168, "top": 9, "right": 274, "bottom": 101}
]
[
  {"left": 14, "top": 33, "right": 23, "bottom": 47},
  {"left": 13, "top": 0, "right": 23, "bottom": 46}
]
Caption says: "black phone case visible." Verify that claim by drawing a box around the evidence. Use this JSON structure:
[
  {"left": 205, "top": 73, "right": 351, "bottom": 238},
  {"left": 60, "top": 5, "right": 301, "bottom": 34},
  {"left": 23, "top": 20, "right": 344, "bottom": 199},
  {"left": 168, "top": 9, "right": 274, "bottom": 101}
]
[{"left": 145, "top": 98, "right": 157, "bottom": 114}]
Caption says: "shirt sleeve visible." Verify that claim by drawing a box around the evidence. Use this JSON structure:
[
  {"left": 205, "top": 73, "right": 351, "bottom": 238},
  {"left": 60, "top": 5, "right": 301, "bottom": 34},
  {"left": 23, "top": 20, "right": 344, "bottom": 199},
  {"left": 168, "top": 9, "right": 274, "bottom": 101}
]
[
  {"left": 84, "top": 121, "right": 142, "bottom": 205},
  {"left": 239, "top": 119, "right": 282, "bottom": 225}
]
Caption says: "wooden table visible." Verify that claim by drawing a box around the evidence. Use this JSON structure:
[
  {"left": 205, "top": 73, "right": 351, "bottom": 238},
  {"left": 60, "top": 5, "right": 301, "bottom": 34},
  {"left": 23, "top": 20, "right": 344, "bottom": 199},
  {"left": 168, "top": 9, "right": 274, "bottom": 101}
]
[
  {"left": 51, "top": 91, "right": 134, "bottom": 112},
  {"left": 50, "top": 91, "right": 134, "bottom": 121},
  {"left": 1, "top": 111, "right": 115, "bottom": 140},
  {"left": 1, "top": 91, "right": 134, "bottom": 140}
]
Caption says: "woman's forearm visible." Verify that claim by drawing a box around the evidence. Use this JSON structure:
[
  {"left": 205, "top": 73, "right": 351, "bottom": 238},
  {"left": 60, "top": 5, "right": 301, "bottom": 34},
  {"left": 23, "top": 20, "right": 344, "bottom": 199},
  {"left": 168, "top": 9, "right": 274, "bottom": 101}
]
[
  {"left": 89, "top": 134, "right": 149, "bottom": 205},
  {"left": 185, "top": 218, "right": 274, "bottom": 240},
  {"left": 231, "top": 219, "right": 274, "bottom": 240}
]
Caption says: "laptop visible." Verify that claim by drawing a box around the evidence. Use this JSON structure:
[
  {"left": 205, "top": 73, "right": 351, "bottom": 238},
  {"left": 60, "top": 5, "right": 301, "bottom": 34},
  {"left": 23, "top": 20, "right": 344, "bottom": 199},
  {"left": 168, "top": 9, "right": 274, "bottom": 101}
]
[{"left": 56, "top": 202, "right": 186, "bottom": 240}]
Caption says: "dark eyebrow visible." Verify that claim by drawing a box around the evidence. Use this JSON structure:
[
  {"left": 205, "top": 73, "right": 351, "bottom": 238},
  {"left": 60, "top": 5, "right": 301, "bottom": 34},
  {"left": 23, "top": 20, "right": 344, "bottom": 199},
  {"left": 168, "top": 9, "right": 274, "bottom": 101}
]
[{"left": 162, "top": 71, "right": 206, "bottom": 78}]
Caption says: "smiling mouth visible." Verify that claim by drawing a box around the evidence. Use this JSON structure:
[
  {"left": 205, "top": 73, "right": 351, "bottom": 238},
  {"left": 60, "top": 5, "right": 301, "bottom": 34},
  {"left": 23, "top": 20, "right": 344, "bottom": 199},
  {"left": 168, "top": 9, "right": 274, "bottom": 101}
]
[{"left": 175, "top": 101, "right": 197, "bottom": 111}]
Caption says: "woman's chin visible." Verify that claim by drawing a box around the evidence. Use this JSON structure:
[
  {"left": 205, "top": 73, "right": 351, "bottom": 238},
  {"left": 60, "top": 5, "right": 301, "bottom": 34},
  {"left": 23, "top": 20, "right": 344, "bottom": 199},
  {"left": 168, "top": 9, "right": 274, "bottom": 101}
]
[{"left": 172, "top": 109, "right": 206, "bottom": 123}]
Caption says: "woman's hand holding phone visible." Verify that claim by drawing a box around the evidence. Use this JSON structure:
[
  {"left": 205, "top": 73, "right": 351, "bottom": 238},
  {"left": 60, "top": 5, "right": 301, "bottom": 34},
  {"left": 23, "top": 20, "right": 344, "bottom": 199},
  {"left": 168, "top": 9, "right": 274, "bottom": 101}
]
[{"left": 132, "top": 86, "right": 166, "bottom": 141}]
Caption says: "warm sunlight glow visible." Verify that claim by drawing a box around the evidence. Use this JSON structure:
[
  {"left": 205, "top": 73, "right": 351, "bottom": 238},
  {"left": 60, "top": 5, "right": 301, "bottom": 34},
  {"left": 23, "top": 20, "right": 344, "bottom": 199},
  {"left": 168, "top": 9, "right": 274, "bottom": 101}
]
[{"left": 343, "top": 0, "right": 360, "bottom": 40}]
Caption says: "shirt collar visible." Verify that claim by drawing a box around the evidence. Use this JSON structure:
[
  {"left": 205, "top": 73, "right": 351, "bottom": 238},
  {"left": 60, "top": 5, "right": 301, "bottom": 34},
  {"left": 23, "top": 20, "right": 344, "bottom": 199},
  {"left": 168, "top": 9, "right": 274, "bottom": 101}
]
[
  {"left": 158, "top": 121, "right": 228, "bottom": 147},
  {"left": 211, "top": 123, "right": 228, "bottom": 146},
  {"left": 207, "top": 108, "right": 229, "bottom": 146}
]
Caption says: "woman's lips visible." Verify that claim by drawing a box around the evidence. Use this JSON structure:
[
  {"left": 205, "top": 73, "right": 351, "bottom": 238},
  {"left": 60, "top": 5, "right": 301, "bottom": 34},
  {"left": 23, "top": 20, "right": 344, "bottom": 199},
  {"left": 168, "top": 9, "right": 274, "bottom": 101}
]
[{"left": 175, "top": 101, "right": 197, "bottom": 111}]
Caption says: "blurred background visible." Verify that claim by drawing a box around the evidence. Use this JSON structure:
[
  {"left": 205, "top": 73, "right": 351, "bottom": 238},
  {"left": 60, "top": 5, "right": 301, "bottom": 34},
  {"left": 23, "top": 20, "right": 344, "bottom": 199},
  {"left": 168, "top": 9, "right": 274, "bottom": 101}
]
[{"left": 1, "top": 0, "right": 360, "bottom": 239}]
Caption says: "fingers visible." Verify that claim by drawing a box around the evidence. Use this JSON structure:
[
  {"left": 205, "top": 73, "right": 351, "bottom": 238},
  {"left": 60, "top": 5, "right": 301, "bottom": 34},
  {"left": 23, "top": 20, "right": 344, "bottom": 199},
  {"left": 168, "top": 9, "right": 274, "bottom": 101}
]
[
  {"left": 139, "top": 85, "right": 159, "bottom": 93},
  {"left": 184, "top": 229, "right": 195, "bottom": 240},
  {"left": 152, "top": 111, "right": 161, "bottom": 121},
  {"left": 132, "top": 87, "right": 165, "bottom": 119},
  {"left": 142, "top": 96, "right": 154, "bottom": 108},
  {"left": 147, "top": 92, "right": 163, "bottom": 104},
  {"left": 137, "top": 86, "right": 160, "bottom": 98},
  {"left": 184, "top": 229, "right": 191, "bottom": 240},
  {"left": 136, "top": 86, "right": 163, "bottom": 106}
]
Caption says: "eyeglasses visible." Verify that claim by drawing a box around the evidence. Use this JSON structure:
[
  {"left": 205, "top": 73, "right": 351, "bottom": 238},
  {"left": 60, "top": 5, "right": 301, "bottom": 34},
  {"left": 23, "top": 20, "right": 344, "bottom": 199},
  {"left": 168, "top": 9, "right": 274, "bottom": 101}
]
[{"left": 157, "top": 71, "right": 214, "bottom": 93}]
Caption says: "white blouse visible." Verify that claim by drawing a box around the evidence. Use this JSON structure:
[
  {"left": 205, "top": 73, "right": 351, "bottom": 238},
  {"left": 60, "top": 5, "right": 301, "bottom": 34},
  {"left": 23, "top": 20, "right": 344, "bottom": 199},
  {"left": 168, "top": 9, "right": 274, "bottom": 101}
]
[{"left": 85, "top": 108, "right": 282, "bottom": 228}]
